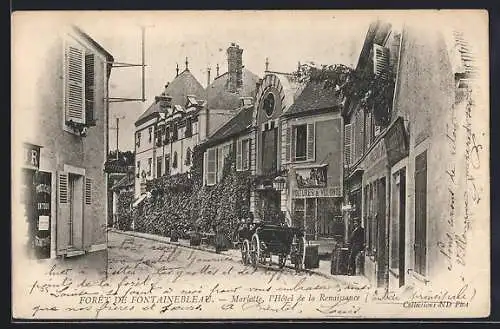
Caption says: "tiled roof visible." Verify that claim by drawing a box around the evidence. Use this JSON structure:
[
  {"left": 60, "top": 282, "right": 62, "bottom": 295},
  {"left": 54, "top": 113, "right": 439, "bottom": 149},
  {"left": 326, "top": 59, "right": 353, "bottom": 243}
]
[
  {"left": 284, "top": 80, "right": 342, "bottom": 117},
  {"left": 205, "top": 105, "right": 254, "bottom": 147},
  {"left": 135, "top": 69, "right": 205, "bottom": 126},
  {"left": 206, "top": 68, "right": 260, "bottom": 111}
]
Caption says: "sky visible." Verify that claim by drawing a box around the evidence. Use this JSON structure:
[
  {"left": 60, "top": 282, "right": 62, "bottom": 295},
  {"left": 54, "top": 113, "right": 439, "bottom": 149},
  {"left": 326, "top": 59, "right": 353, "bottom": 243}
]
[{"left": 57, "top": 11, "right": 378, "bottom": 152}]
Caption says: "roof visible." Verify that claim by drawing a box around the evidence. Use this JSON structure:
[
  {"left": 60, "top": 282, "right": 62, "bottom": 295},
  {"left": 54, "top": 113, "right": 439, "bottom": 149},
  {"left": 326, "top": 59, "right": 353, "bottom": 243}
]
[
  {"left": 204, "top": 105, "right": 254, "bottom": 147},
  {"left": 206, "top": 67, "right": 260, "bottom": 111},
  {"left": 73, "top": 25, "right": 114, "bottom": 63},
  {"left": 135, "top": 69, "right": 205, "bottom": 126},
  {"left": 112, "top": 173, "right": 135, "bottom": 190},
  {"left": 284, "top": 80, "right": 343, "bottom": 117}
]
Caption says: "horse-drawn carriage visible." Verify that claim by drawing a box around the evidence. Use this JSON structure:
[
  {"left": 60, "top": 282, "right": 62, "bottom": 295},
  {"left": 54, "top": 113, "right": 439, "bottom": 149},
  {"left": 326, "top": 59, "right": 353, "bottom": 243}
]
[{"left": 236, "top": 223, "right": 307, "bottom": 271}]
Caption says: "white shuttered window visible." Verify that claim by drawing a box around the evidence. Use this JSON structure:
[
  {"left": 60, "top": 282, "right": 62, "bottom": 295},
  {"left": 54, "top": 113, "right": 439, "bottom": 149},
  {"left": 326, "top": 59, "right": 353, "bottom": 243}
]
[{"left": 65, "top": 41, "right": 86, "bottom": 124}]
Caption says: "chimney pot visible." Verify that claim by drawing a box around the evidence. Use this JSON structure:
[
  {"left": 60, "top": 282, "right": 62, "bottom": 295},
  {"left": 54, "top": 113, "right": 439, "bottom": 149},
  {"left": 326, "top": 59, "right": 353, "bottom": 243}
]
[{"left": 227, "top": 43, "right": 243, "bottom": 92}]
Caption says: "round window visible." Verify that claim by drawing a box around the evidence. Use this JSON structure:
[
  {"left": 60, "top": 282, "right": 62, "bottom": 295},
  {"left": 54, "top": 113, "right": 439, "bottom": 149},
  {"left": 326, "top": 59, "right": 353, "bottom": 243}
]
[{"left": 262, "top": 93, "right": 275, "bottom": 117}]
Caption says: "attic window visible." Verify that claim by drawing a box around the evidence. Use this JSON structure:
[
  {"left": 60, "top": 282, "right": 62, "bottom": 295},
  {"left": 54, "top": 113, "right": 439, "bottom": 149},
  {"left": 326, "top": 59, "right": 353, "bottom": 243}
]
[{"left": 187, "top": 96, "right": 198, "bottom": 107}]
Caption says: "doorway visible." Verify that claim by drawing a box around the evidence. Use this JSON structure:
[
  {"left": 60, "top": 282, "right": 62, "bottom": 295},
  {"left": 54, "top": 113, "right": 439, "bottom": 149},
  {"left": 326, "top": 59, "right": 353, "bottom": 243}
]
[
  {"left": 376, "top": 177, "right": 387, "bottom": 287},
  {"left": 68, "top": 173, "right": 84, "bottom": 250}
]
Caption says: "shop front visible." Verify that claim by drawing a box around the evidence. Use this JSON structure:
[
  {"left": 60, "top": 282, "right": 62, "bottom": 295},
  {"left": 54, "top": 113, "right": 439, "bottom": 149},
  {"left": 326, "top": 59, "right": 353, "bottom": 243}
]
[
  {"left": 21, "top": 143, "right": 52, "bottom": 259},
  {"left": 289, "top": 165, "right": 343, "bottom": 254}
]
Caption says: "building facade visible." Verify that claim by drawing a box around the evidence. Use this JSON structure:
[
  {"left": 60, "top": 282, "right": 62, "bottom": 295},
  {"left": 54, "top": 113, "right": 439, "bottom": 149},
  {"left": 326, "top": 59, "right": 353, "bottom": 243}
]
[
  {"left": 134, "top": 43, "right": 259, "bottom": 198},
  {"left": 134, "top": 65, "right": 206, "bottom": 197},
  {"left": 18, "top": 26, "right": 114, "bottom": 259},
  {"left": 343, "top": 20, "right": 488, "bottom": 289}
]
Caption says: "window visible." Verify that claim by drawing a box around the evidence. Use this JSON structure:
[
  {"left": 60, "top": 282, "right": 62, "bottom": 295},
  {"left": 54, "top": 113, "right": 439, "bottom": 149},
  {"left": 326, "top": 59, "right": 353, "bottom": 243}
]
[
  {"left": 365, "top": 112, "right": 373, "bottom": 148},
  {"left": 165, "top": 154, "right": 170, "bottom": 175},
  {"left": 185, "top": 148, "right": 192, "bottom": 166},
  {"left": 185, "top": 117, "right": 193, "bottom": 138},
  {"left": 172, "top": 123, "right": 178, "bottom": 141},
  {"left": 414, "top": 151, "right": 427, "bottom": 276},
  {"left": 293, "top": 199, "right": 305, "bottom": 229},
  {"left": 64, "top": 40, "right": 99, "bottom": 132},
  {"left": 242, "top": 139, "right": 250, "bottom": 170},
  {"left": 295, "top": 125, "right": 307, "bottom": 161},
  {"left": 136, "top": 161, "right": 140, "bottom": 177},
  {"left": 262, "top": 93, "right": 275, "bottom": 117},
  {"left": 136, "top": 132, "right": 141, "bottom": 148},
  {"left": 164, "top": 126, "right": 170, "bottom": 144},
  {"left": 172, "top": 152, "right": 178, "bottom": 168},
  {"left": 236, "top": 139, "right": 250, "bottom": 171},
  {"left": 155, "top": 126, "right": 162, "bottom": 147},
  {"left": 157, "top": 157, "right": 162, "bottom": 177},
  {"left": 291, "top": 123, "right": 315, "bottom": 162},
  {"left": 147, "top": 158, "right": 152, "bottom": 176},
  {"left": 148, "top": 127, "right": 153, "bottom": 143},
  {"left": 206, "top": 148, "right": 217, "bottom": 185}
]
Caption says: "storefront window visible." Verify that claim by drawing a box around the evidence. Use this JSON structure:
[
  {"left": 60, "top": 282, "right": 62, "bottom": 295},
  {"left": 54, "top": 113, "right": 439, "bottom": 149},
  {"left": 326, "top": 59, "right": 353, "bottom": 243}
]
[{"left": 293, "top": 199, "right": 305, "bottom": 229}]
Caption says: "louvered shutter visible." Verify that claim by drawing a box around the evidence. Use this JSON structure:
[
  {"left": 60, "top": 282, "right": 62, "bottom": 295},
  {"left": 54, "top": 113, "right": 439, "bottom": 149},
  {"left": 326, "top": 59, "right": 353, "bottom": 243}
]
[
  {"left": 373, "top": 44, "right": 390, "bottom": 80},
  {"left": 217, "top": 147, "right": 223, "bottom": 182},
  {"left": 207, "top": 148, "right": 217, "bottom": 185},
  {"left": 306, "top": 123, "right": 315, "bottom": 161},
  {"left": 414, "top": 151, "right": 427, "bottom": 275},
  {"left": 453, "top": 31, "right": 476, "bottom": 76},
  {"left": 344, "top": 124, "right": 352, "bottom": 166},
  {"left": 65, "top": 42, "right": 85, "bottom": 124},
  {"left": 285, "top": 125, "right": 291, "bottom": 163},
  {"left": 291, "top": 126, "right": 297, "bottom": 162},
  {"left": 366, "top": 112, "right": 372, "bottom": 147},
  {"left": 83, "top": 177, "right": 92, "bottom": 249},
  {"left": 85, "top": 53, "right": 96, "bottom": 126},
  {"left": 236, "top": 140, "right": 242, "bottom": 171},
  {"left": 85, "top": 178, "right": 92, "bottom": 205},
  {"left": 57, "top": 172, "right": 70, "bottom": 254}
]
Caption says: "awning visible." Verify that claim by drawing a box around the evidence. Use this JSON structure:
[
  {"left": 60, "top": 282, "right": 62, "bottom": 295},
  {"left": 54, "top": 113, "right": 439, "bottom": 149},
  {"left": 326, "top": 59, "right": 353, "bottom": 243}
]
[{"left": 132, "top": 194, "right": 148, "bottom": 208}]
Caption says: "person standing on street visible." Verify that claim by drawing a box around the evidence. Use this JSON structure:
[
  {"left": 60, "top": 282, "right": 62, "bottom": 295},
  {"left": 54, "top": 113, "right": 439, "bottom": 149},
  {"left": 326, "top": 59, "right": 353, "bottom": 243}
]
[{"left": 347, "top": 219, "right": 365, "bottom": 275}]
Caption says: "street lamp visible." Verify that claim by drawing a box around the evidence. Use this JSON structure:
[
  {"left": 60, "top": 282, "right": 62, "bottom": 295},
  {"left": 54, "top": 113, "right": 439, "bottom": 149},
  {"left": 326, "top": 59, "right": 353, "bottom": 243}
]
[{"left": 273, "top": 175, "right": 287, "bottom": 191}]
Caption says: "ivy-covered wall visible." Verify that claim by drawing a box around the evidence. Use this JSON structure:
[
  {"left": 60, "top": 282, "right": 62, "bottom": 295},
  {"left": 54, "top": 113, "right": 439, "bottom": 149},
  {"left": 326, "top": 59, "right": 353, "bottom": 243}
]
[
  {"left": 132, "top": 144, "right": 251, "bottom": 240},
  {"left": 116, "top": 191, "right": 134, "bottom": 231}
]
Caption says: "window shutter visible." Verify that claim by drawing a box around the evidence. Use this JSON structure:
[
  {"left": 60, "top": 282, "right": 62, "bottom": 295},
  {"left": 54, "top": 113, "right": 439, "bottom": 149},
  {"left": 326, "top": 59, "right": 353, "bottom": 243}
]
[
  {"left": 57, "top": 172, "right": 70, "bottom": 253},
  {"left": 217, "top": 147, "right": 223, "bottom": 182},
  {"left": 65, "top": 43, "right": 85, "bottom": 124},
  {"left": 285, "top": 126, "right": 291, "bottom": 163},
  {"left": 344, "top": 124, "right": 352, "bottom": 166},
  {"left": 85, "top": 53, "right": 96, "bottom": 126},
  {"left": 366, "top": 112, "right": 372, "bottom": 147},
  {"left": 85, "top": 177, "right": 92, "bottom": 205},
  {"left": 414, "top": 151, "right": 427, "bottom": 275},
  {"left": 242, "top": 140, "right": 249, "bottom": 170},
  {"left": 291, "top": 126, "right": 297, "bottom": 162},
  {"left": 207, "top": 148, "right": 217, "bottom": 185},
  {"left": 236, "top": 140, "right": 242, "bottom": 171},
  {"left": 306, "top": 123, "right": 315, "bottom": 161},
  {"left": 373, "top": 44, "right": 390, "bottom": 80}
]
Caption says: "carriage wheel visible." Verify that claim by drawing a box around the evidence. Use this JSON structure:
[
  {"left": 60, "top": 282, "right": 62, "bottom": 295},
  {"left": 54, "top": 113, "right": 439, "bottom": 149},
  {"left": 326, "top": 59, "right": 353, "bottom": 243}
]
[
  {"left": 251, "top": 234, "right": 260, "bottom": 269},
  {"left": 241, "top": 239, "right": 250, "bottom": 265},
  {"left": 278, "top": 254, "right": 286, "bottom": 269}
]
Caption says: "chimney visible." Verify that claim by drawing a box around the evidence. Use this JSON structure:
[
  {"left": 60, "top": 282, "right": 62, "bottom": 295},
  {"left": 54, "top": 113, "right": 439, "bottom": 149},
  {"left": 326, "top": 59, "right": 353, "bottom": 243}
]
[
  {"left": 265, "top": 57, "right": 269, "bottom": 72},
  {"left": 216, "top": 63, "right": 220, "bottom": 76},
  {"left": 155, "top": 92, "right": 172, "bottom": 110},
  {"left": 207, "top": 67, "right": 211, "bottom": 87},
  {"left": 176, "top": 63, "right": 179, "bottom": 76},
  {"left": 227, "top": 43, "right": 243, "bottom": 92}
]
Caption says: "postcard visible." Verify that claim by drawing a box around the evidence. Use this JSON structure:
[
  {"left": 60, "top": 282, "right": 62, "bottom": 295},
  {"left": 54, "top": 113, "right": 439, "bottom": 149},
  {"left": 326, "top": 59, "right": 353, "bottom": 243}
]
[{"left": 11, "top": 9, "right": 490, "bottom": 320}]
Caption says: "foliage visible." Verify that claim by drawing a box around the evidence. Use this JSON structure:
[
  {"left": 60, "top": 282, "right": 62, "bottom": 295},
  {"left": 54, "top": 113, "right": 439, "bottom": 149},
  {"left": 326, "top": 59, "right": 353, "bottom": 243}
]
[
  {"left": 291, "top": 62, "right": 396, "bottom": 127},
  {"left": 107, "top": 150, "right": 135, "bottom": 167},
  {"left": 133, "top": 144, "right": 251, "bottom": 243},
  {"left": 116, "top": 191, "right": 134, "bottom": 230}
]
